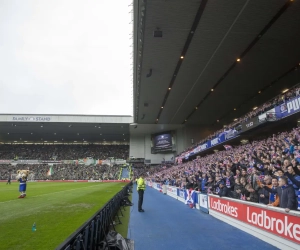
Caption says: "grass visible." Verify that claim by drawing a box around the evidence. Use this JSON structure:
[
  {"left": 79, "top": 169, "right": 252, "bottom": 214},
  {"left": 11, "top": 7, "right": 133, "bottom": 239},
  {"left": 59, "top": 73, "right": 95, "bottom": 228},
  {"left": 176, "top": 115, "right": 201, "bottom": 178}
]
[
  {"left": 0, "top": 182, "right": 127, "bottom": 250},
  {"left": 113, "top": 193, "right": 132, "bottom": 238}
]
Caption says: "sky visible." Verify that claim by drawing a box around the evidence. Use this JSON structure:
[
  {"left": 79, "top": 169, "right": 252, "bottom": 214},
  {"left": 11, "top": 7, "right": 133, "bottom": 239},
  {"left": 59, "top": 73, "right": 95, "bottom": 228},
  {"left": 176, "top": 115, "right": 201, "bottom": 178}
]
[{"left": 0, "top": 0, "right": 133, "bottom": 115}]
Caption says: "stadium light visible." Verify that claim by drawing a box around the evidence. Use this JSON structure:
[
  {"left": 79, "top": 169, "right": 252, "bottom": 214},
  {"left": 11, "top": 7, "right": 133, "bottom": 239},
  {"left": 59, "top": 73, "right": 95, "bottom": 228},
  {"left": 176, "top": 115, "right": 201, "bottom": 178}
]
[
  {"left": 253, "top": 107, "right": 258, "bottom": 110},
  {"left": 282, "top": 89, "right": 289, "bottom": 93}
]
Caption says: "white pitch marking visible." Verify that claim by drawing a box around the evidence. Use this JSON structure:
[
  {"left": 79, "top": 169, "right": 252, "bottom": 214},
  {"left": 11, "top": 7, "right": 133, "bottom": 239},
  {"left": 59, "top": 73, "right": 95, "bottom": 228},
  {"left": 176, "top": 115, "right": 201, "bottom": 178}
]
[{"left": 0, "top": 183, "right": 112, "bottom": 204}]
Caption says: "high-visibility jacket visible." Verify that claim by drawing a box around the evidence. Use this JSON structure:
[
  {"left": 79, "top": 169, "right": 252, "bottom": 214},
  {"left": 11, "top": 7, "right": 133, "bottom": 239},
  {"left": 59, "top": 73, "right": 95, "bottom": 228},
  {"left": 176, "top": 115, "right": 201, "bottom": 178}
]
[{"left": 137, "top": 177, "right": 146, "bottom": 191}]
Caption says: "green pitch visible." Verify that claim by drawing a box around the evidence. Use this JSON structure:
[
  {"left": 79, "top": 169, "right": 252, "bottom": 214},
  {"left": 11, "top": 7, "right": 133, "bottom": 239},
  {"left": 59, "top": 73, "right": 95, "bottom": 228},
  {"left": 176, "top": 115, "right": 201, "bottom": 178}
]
[{"left": 0, "top": 182, "right": 126, "bottom": 250}]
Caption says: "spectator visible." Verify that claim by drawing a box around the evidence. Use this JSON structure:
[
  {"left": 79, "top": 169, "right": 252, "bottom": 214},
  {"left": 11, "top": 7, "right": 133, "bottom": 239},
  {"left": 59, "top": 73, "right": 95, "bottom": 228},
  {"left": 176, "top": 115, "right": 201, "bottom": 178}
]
[
  {"left": 266, "top": 176, "right": 280, "bottom": 207},
  {"left": 232, "top": 177, "right": 244, "bottom": 199},
  {"left": 257, "top": 175, "right": 271, "bottom": 205},
  {"left": 245, "top": 184, "right": 259, "bottom": 203},
  {"left": 284, "top": 165, "right": 300, "bottom": 196},
  {"left": 198, "top": 173, "right": 207, "bottom": 193},
  {"left": 264, "top": 176, "right": 296, "bottom": 212},
  {"left": 217, "top": 181, "right": 229, "bottom": 198},
  {"left": 224, "top": 171, "right": 234, "bottom": 191}
]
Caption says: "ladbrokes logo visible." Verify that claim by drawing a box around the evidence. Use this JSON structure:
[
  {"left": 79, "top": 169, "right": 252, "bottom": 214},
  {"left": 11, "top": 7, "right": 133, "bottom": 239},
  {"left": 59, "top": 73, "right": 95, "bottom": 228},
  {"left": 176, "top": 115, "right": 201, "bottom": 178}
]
[
  {"left": 246, "top": 207, "right": 300, "bottom": 241},
  {"left": 210, "top": 199, "right": 238, "bottom": 218}
]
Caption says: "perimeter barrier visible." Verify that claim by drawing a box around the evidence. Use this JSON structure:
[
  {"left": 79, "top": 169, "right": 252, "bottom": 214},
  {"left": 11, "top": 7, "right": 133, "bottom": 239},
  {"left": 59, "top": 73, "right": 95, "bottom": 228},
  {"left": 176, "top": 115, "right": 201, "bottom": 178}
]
[
  {"left": 146, "top": 181, "right": 300, "bottom": 250},
  {"left": 56, "top": 182, "right": 132, "bottom": 250}
]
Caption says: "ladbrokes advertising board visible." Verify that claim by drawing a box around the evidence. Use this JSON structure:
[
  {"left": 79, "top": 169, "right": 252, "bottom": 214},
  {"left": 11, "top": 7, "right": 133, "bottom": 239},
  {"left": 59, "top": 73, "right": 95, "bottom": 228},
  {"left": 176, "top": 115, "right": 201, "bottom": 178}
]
[
  {"left": 209, "top": 196, "right": 300, "bottom": 244},
  {"left": 166, "top": 186, "right": 177, "bottom": 197}
]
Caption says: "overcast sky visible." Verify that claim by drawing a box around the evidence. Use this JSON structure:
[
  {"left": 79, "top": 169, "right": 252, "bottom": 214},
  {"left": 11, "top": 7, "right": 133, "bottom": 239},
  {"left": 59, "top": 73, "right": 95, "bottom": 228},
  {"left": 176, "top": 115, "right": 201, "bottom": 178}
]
[{"left": 0, "top": 0, "right": 133, "bottom": 115}]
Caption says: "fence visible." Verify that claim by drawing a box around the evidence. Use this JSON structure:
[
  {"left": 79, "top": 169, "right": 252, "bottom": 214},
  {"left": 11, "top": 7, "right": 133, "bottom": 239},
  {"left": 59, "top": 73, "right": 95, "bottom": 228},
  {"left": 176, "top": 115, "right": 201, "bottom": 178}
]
[{"left": 56, "top": 182, "right": 132, "bottom": 250}]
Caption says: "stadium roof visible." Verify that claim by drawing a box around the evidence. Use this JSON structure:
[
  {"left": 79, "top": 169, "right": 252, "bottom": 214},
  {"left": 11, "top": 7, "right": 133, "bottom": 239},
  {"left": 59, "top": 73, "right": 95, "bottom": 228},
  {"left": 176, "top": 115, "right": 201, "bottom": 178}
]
[
  {"left": 0, "top": 114, "right": 132, "bottom": 143},
  {"left": 133, "top": 0, "right": 300, "bottom": 128},
  {"left": 0, "top": 114, "right": 183, "bottom": 143}
]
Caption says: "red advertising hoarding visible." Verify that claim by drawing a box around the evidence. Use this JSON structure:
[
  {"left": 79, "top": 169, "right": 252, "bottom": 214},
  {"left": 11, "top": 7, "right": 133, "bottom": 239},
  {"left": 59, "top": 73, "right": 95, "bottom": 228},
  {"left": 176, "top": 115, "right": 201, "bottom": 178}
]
[{"left": 209, "top": 196, "right": 300, "bottom": 244}]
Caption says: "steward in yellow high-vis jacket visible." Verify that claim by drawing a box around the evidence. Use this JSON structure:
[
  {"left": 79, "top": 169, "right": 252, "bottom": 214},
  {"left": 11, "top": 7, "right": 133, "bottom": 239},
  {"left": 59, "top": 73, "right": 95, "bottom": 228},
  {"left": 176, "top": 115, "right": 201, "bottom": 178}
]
[{"left": 137, "top": 174, "right": 146, "bottom": 212}]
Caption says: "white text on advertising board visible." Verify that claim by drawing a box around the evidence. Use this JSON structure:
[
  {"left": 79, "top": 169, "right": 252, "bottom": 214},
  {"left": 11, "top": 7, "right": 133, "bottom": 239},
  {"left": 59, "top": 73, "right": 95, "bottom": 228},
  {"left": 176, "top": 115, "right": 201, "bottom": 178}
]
[
  {"left": 246, "top": 207, "right": 300, "bottom": 241},
  {"left": 287, "top": 97, "right": 300, "bottom": 114},
  {"left": 210, "top": 199, "right": 238, "bottom": 217},
  {"left": 246, "top": 122, "right": 253, "bottom": 128},
  {"left": 211, "top": 138, "right": 219, "bottom": 146}
]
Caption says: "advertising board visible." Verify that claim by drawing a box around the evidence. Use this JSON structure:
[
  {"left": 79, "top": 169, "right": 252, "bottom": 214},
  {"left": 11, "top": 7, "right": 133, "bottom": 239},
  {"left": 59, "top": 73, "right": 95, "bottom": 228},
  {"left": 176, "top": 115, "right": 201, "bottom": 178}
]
[
  {"left": 209, "top": 196, "right": 300, "bottom": 244},
  {"left": 166, "top": 185, "right": 178, "bottom": 197},
  {"left": 199, "top": 193, "right": 209, "bottom": 213}
]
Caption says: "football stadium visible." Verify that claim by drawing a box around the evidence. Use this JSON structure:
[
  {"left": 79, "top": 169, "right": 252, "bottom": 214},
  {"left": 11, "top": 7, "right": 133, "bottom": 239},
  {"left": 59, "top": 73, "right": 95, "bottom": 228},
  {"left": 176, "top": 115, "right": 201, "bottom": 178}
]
[{"left": 1, "top": 0, "right": 300, "bottom": 249}]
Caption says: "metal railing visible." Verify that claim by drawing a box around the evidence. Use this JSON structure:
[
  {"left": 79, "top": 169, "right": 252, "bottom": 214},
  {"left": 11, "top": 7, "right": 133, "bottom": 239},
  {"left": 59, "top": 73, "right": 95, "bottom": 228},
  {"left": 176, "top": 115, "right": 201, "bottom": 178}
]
[{"left": 56, "top": 183, "right": 132, "bottom": 250}]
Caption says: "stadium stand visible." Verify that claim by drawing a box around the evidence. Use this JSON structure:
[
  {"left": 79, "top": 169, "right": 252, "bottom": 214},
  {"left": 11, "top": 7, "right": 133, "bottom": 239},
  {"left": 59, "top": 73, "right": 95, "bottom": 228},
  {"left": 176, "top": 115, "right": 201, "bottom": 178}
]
[
  {"left": 0, "top": 144, "right": 128, "bottom": 160},
  {"left": 0, "top": 145, "right": 129, "bottom": 181},
  {"left": 146, "top": 125, "right": 300, "bottom": 211},
  {"left": 177, "top": 84, "right": 300, "bottom": 158},
  {"left": 0, "top": 164, "right": 122, "bottom": 181}
]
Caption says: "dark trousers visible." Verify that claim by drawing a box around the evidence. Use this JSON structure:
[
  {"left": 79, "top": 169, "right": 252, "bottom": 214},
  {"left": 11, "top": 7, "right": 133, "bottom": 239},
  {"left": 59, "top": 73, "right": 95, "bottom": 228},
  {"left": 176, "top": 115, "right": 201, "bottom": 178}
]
[{"left": 138, "top": 189, "right": 144, "bottom": 210}]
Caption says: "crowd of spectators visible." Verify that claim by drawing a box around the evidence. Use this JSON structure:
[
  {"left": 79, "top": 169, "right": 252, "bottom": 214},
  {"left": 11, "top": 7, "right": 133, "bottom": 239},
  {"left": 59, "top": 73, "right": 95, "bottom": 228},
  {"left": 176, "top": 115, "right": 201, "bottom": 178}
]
[
  {"left": 148, "top": 126, "right": 300, "bottom": 212},
  {"left": 0, "top": 164, "right": 121, "bottom": 181},
  {"left": 0, "top": 144, "right": 129, "bottom": 160},
  {"left": 178, "top": 84, "right": 300, "bottom": 158}
]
